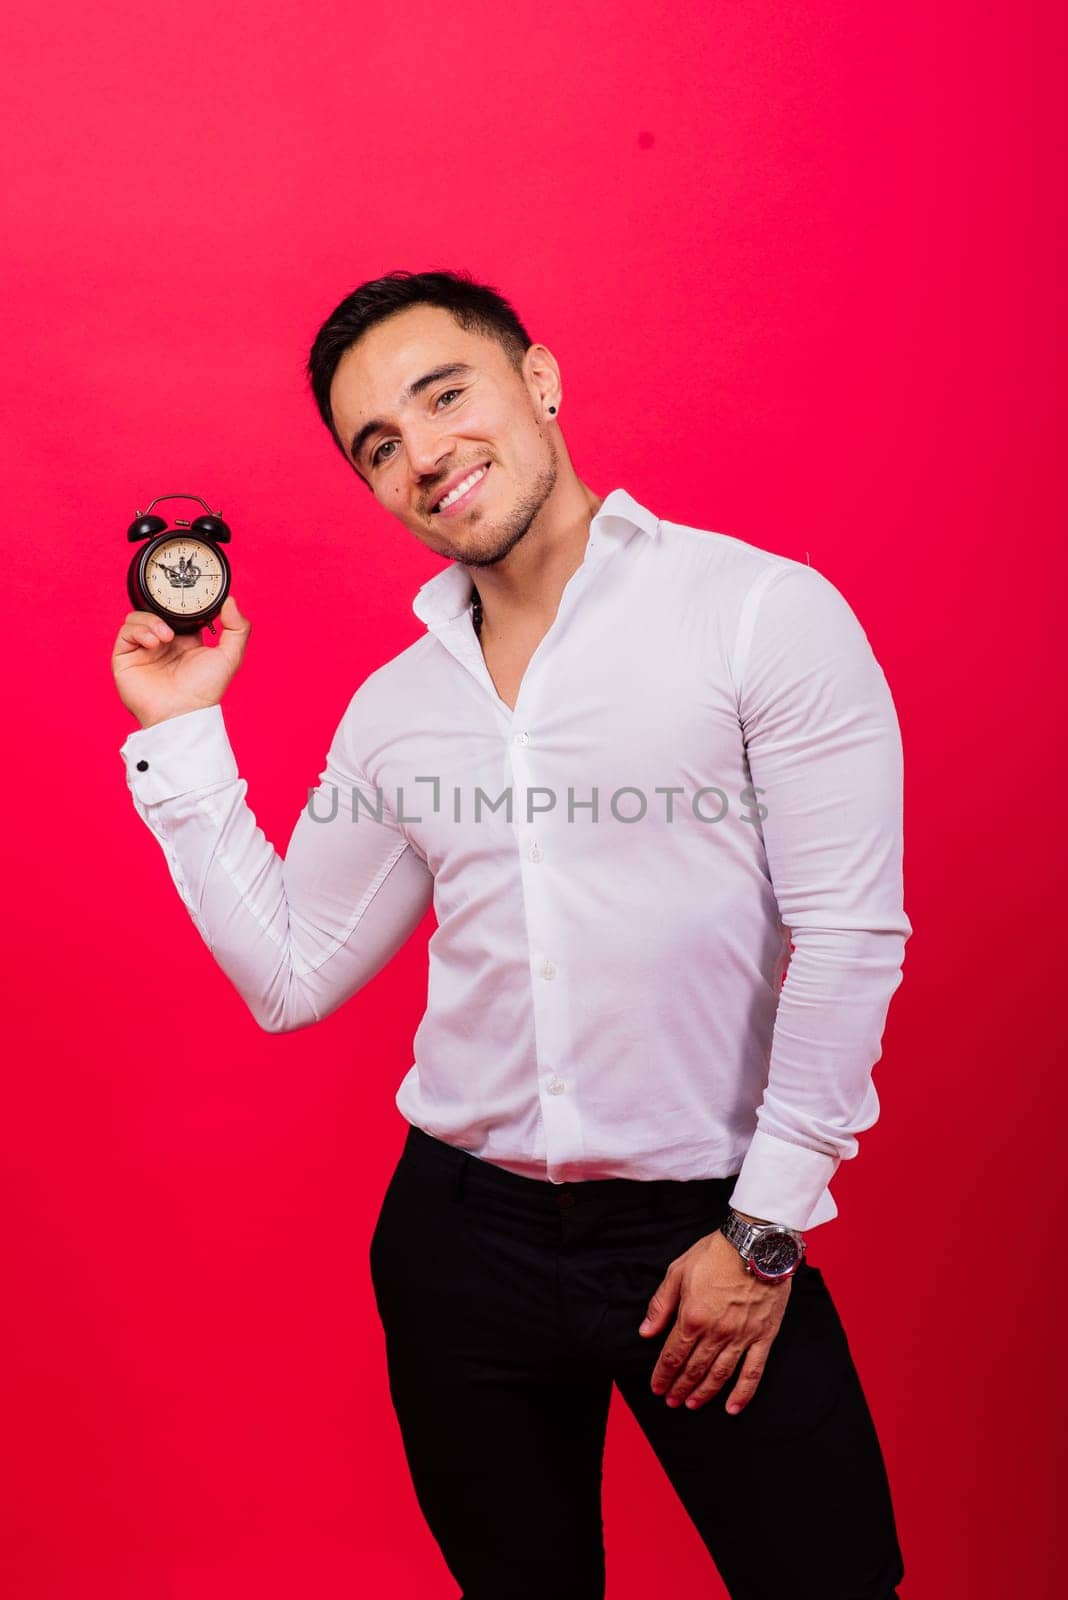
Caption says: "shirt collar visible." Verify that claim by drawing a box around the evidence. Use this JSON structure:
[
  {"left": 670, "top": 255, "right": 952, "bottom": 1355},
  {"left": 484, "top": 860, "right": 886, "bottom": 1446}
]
[{"left": 411, "top": 485, "right": 660, "bottom": 630}]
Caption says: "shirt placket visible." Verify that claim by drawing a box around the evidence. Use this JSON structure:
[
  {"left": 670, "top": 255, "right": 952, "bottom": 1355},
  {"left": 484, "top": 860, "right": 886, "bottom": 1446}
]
[
  {"left": 507, "top": 697, "right": 585, "bottom": 1180},
  {"left": 505, "top": 543, "right": 618, "bottom": 1180},
  {"left": 425, "top": 534, "right": 618, "bottom": 1181}
]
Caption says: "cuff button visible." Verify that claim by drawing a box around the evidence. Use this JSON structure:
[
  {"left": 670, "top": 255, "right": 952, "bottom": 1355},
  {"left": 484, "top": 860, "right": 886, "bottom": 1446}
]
[{"left": 136, "top": 760, "right": 149, "bottom": 771}]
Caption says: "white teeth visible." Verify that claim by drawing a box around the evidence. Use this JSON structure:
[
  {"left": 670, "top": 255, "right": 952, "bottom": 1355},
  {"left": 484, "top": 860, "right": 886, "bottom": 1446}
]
[{"left": 436, "top": 466, "right": 486, "bottom": 510}]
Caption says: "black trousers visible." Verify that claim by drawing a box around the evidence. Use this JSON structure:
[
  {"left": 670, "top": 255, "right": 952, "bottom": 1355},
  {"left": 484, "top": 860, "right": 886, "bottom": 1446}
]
[{"left": 369, "top": 1123, "right": 905, "bottom": 1599}]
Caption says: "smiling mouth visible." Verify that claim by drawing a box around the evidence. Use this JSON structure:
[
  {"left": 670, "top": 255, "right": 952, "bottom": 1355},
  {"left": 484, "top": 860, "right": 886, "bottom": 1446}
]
[{"left": 430, "top": 462, "right": 491, "bottom": 514}]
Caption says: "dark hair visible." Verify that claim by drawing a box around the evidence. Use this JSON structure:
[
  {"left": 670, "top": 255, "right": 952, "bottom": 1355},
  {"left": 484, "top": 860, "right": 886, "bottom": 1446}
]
[{"left": 305, "top": 268, "right": 534, "bottom": 470}]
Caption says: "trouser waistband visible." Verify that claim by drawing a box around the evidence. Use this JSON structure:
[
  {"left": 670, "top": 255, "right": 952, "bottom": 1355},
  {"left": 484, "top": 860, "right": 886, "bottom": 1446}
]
[{"left": 400, "top": 1121, "right": 738, "bottom": 1215}]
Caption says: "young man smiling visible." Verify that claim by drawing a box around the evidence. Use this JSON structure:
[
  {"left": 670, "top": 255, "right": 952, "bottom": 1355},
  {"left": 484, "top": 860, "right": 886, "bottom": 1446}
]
[{"left": 112, "top": 269, "right": 910, "bottom": 1598}]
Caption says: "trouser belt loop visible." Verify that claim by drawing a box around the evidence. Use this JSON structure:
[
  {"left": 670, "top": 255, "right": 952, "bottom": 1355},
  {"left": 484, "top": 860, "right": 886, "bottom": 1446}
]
[{"left": 452, "top": 1150, "right": 469, "bottom": 1204}]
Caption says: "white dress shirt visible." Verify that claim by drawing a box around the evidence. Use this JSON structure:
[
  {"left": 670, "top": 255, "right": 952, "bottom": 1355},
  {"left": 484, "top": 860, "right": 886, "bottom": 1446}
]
[{"left": 118, "top": 486, "right": 911, "bottom": 1230}]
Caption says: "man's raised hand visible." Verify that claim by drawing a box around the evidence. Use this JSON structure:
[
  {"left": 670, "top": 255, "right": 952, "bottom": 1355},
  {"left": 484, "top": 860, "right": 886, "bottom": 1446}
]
[{"left": 111, "top": 594, "right": 252, "bottom": 729}]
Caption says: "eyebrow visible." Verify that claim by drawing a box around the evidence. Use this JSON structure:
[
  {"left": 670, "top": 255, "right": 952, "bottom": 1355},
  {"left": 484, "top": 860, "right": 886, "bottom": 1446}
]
[{"left": 349, "top": 362, "right": 476, "bottom": 467}]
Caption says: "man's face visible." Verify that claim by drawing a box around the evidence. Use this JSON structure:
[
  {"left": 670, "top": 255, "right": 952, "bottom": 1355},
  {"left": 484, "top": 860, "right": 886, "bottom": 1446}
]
[{"left": 328, "top": 303, "right": 559, "bottom": 568}]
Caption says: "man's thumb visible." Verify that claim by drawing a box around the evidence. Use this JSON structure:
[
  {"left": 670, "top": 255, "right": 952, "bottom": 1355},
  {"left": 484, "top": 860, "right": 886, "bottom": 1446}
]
[
  {"left": 215, "top": 595, "right": 251, "bottom": 663},
  {"left": 638, "top": 1286, "right": 669, "bottom": 1336}
]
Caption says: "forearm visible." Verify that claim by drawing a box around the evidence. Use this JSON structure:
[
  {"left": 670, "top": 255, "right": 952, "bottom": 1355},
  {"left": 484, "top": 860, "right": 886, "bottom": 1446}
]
[
  {"left": 120, "top": 705, "right": 433, "bottom": 1032},
  {"left": 728, "top": 917, "right": 910, "bottom": 1228},
  {"left": 730, "top": 561, "right": 913, "bottom": 1231}
]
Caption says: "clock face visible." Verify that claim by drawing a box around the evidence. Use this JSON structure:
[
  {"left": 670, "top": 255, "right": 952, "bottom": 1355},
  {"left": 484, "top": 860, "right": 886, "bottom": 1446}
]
[
  {"left": 752, "top": 1230, "right": 799, "bottom": 1274},
  {"left": 143, "top": 536, "right": 225, "bottom": 617}
]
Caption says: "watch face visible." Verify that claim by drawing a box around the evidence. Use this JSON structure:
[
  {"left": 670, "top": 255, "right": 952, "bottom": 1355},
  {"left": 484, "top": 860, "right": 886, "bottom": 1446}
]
[
  {"left": 751, "top": 1229, "right": 801, "bottom": 1276},
  {"left": 142, "top": 536, "right": 226, "bottom": 618}
]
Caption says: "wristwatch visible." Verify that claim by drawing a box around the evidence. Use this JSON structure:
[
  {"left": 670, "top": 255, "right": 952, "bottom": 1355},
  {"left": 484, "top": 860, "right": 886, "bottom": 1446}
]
[{"left": 720, "top": 1208, "right": 807, "bottom": 1283}]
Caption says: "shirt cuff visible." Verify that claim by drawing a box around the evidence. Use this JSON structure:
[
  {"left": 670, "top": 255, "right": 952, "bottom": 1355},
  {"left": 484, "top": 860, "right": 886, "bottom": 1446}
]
[
  {"left": 119, "top": 704, "right": 239, "bottom": 804},
  {"left": 728, "top": 1129, "right": 840, "bottom": 1231}
]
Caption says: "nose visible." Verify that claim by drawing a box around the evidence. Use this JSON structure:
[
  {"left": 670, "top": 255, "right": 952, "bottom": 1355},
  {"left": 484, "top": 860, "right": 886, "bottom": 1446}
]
[{"left": 406, "top": 423, "right": 454, "bottom": 480}]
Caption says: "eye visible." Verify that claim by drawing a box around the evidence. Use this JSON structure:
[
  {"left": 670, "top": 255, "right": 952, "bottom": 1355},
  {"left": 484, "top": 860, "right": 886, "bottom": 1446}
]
[{"left": 370, "top": 389, "right": 464, "bottom": 468}]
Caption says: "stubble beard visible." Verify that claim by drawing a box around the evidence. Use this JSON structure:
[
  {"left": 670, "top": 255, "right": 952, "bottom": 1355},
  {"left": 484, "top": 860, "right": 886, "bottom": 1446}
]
[{"left": 440, "top": 456, "right": 559, "bottom": 569}]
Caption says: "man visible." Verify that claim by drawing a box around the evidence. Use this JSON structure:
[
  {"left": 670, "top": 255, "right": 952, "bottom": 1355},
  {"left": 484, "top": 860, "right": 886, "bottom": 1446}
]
[{"left": 112, "top": 269, "right": 911, "bottom": 1598}]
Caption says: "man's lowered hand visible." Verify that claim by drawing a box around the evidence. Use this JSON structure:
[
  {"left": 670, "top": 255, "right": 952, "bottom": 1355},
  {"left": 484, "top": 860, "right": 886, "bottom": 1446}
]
[{"left": 638, "top": 1225, "right": 792, "bottom": 1414}]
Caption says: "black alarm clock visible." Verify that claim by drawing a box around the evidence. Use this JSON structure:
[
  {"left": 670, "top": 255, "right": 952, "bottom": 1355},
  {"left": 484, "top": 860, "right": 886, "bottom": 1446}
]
[{"left": 126, "top": 492, "right": 232, "bottom": 635}]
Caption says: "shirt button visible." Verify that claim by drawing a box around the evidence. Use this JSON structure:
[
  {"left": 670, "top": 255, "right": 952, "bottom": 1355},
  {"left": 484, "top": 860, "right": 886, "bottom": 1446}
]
[
  {"left": 136, "top": 760, "right": 149, "bottom": 771},
  {"left": 513, "top": 731, "right": 530, "bottom": 746},
  {"left": 539, "top": 960, "right": 557, "bottom": 980},
  {"left": 547, "top": 1075, "right": 566, "bottom": 1094},
  {"left": 527, "top": 842, "right": 543, "bottom": 862}
]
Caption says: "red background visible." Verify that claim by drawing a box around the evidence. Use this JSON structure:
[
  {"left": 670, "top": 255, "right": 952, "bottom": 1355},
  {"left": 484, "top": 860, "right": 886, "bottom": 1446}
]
[{"left": 2, "top": 1, "right": 1064, "bottom": 1594}]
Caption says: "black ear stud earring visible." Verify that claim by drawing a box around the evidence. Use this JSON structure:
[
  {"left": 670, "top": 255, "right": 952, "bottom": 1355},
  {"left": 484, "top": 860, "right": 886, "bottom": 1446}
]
[{"left": 548, "top": 405, "right": 557, "bottom": 414}]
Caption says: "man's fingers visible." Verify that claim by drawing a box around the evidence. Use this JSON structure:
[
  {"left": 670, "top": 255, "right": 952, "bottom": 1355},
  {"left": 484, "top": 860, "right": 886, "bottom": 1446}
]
[
  {"left": 720, "top": 1342, "right": 771, "bottom": 1414},
  {"left": 649, "top": 1316, "right": 703, "bottom": 1393},
  {"left": 659, "top": 1336, "right": 731, "bottom": 1404},
  {"left": 114, "top": 614, "right": 174, "bottom": 655},
  {"left": 677, "top": 1342, "right": 750, "bottom": 1409}
]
